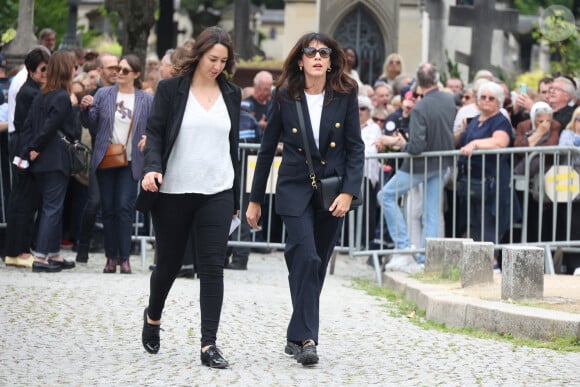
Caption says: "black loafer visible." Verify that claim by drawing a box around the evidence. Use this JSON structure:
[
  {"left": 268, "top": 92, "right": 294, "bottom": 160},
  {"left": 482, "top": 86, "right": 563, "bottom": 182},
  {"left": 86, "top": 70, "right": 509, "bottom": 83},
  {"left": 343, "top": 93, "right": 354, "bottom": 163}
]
[
  {"left": 295, "top": 339, "right": 318, "bottom": 366},
  {"left": 32, "top": 261, "right": 62, "bottom": 273},
  {"left": 284, "top": 341, "right": 301, "bottom": 357},
  {"left": 200, "top": 345, "right": 229, "bottom": 369},
  {"left": 142, "top": 308, "right": 161, "bottom": 354},
  {"left": 48, "top": 258, "right": 76, "bottom": 270}
]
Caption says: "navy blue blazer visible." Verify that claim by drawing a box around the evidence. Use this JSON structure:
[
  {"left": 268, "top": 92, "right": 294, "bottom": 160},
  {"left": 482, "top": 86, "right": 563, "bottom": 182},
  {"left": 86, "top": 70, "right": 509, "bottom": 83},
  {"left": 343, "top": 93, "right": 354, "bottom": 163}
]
[
  {"left": 141, "top": 75, "right": 242, "bottom": 211},
  {"left": 25, "top": 89, "right": 81, "bottom": 174},
  {"left": 249, "top": 88, "right": 365, "bottom": 216}
]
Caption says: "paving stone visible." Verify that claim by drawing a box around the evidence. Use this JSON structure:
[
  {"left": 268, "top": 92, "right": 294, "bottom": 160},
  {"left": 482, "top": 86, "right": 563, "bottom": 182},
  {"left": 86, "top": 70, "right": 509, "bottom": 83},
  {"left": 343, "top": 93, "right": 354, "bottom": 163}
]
[{"left": 0, "top": 250, "right": 578, "bottom": 385}]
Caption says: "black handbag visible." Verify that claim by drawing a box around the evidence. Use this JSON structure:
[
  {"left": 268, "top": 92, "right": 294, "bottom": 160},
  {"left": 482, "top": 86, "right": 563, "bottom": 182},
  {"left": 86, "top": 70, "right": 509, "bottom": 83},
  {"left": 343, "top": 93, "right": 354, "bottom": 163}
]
[
  {"left": 295, "top": 100, "right": 362, "bottom": 211},
  {"left": 317, "top": 175, "right": 363, "bottom": 210},
  {"left": 59, "top": 130, "right": 90, "bottom": 176}
]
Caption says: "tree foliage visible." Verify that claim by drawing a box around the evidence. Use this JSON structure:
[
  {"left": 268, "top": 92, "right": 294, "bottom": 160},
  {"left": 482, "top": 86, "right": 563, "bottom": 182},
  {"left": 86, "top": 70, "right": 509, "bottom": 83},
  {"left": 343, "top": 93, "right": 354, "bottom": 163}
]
[
  {"left": 510, "top": 0, "right": 580, "bottom": 15},
  {"left": 0, "top": 0, "right": 19, "bottom": 33},
  {"left": 0, "top": 0, "right": 69, "bottom": 46}
]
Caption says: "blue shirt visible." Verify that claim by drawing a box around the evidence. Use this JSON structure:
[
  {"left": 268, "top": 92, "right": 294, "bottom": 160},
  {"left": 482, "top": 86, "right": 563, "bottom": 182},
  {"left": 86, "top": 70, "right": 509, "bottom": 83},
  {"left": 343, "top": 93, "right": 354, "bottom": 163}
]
[{"left": 459, "top": 112, "right": 513, "bottom": 179}]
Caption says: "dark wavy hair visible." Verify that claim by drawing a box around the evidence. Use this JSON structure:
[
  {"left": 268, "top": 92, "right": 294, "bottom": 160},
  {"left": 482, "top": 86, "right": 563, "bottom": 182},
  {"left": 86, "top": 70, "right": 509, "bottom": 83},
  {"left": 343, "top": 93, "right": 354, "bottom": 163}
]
[
  {"left": 275, "top": 32, "right": 356, "bottom": 102},
  {"left": 175, "top": 26, "right": 235, "bottom": 82},
  {"left": 43, "top": 50, "right": 75, "bottom": 94},
  {"left": 121, "top": 54, "right": 143, "bottom": 89}
]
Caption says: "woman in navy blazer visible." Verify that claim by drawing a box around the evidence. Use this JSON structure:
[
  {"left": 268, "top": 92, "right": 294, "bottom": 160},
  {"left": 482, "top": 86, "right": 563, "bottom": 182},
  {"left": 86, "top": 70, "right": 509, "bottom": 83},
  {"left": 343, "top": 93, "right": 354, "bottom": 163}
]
[
  {"left": 80, "top": 55, "right": 153, "bottom": 274},
  {"left": 247, "top": 32, "right": 365, "bottom": 366},
  {"left": 25, "top": 50, "right": 80, "bottom": 272},
  {"left": 139, "top": 26, "right": 240, "bottom": 369}
]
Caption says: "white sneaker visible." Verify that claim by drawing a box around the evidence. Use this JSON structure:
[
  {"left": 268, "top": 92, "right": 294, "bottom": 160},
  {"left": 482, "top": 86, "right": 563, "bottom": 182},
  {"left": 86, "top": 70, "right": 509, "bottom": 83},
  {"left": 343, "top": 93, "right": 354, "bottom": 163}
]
[
  {"left": 574, "top": 267, "right": 580, "bottom": 276},
  {"left": 384, "top": 254, "right": 415, "bottom": 271}
]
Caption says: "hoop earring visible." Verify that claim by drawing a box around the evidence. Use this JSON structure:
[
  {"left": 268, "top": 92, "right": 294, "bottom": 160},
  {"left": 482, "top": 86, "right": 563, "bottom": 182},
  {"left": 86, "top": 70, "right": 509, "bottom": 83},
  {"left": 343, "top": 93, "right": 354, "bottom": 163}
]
[
  {"left": 299, "top": 66, "right": 303, "bottom": 71},
  {"left": 327, "top": 67, "right": 332, "bottom": 73}
]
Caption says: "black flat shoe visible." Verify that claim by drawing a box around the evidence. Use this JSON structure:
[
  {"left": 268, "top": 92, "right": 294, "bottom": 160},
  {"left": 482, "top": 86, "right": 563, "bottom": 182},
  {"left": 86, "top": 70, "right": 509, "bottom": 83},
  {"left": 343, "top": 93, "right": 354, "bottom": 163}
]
[
  {"left": 295, "top": 339, "right": 318, "bottom": 366},
  {"left": 32, "top": 260, "right": 62, "bottom": 273},
  {"left": 142, "top": 308, "right": 161, "bottom": 354},
  {"left": 284, "top": 341, "right": 301, "bottom": 357},
  {"left": 48, "top": 258, "right": 76, "bottom": 270},
  {"left": 200, "top": 345, "right": 229, "bottom": 369}
]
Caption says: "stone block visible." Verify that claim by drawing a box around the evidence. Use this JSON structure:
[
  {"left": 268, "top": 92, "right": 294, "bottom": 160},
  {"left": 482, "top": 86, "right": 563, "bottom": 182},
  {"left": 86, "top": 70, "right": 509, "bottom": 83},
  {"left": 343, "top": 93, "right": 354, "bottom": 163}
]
[
  {"left": 461, "top": 241, "right": 494, "bottom": 287},
  {"left": 501, "top": 246, "right": 544, "bottom": 300},
  {"left": 424, "top": 238, "right": 446, "bottom": 273},
  {"left": 425, "top": 237, "right": 472, "bottom": 274}
]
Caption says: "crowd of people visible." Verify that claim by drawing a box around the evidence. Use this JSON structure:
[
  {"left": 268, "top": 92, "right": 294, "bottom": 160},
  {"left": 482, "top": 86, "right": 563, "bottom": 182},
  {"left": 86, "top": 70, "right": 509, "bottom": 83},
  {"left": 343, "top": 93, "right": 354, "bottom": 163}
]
[
  {"left": 353, "top": 53, "right": 580, "bottom": 275},
  {"left": 2, "top": 25, "right": 580, "bottom": 368}
]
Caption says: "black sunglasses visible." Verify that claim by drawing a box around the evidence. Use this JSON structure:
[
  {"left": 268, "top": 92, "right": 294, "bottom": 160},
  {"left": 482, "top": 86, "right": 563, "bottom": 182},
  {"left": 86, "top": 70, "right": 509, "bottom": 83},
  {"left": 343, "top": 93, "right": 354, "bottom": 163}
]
[
  {"left": 118, "top": 67, "right": 134, "bottom": 76},
  {"left": 303, "top": 47, "right": 332, "bottom": 59}
]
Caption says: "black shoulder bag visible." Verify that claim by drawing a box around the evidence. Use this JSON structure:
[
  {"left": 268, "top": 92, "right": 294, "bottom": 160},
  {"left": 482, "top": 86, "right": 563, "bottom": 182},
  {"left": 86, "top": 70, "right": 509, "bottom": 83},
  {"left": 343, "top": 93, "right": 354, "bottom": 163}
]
[
  {"left": 58, "top": 130, "right": 90, "bottom": 177},
  {"left": 295, "top": 99, "right": 361, "bottom": 211}
]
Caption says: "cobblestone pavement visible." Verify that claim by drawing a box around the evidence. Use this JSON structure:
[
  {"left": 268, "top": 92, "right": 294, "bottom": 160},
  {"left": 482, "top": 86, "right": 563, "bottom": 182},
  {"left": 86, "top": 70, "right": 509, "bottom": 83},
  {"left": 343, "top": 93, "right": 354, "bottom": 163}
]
[{"left": 1, "top": 250, "right": 579, "bottom": 386}]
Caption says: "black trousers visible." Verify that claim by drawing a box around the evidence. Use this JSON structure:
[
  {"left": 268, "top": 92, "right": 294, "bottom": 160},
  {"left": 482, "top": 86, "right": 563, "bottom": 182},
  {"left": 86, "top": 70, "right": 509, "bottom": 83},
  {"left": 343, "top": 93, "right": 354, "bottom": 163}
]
[
  {"left": 147, "top": 189, "right": 233, "bottom": 347},
  {"left": 5, "top": 165, "right": 40, "bottom": 257},
  {"left": 281, "top": 198, "right": 343, "bottom": 344},
  {"left": 76, "top": 167, "right": 101, "bottom": 248}
]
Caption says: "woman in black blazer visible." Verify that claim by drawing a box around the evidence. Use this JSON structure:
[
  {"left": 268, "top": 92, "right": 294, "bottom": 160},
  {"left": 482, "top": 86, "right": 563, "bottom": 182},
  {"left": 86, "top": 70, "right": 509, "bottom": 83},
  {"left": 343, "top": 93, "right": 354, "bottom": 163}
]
[
  {"left": 26, "top": 50, "right": 80, "bottom": 272},
  {"left": 247, "top": 32, "right": 365, "bottom": 366},
  {"left": 140, "top": 26, "right": 240, "bottom": 369}
]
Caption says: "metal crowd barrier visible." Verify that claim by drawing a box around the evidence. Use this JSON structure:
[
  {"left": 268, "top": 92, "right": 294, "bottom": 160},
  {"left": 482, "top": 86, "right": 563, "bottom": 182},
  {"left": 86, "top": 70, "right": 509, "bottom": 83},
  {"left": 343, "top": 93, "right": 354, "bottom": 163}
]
[
  {"left": 132, "top": 144, "right": 580, "bottom": 274},
  {"left": 3, "top": 139, "right": 576, "bottom": 274}
]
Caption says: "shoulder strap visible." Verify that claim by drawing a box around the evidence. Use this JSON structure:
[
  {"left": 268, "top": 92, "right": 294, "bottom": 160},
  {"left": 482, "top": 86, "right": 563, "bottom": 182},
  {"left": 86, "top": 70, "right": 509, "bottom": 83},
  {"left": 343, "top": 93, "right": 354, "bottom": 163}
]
[
  {"left": 295, "top": 99, "right": 317, "bottom": 190},
  {"left": 125, "top": 114, "right": 134, "bottom": 147}
]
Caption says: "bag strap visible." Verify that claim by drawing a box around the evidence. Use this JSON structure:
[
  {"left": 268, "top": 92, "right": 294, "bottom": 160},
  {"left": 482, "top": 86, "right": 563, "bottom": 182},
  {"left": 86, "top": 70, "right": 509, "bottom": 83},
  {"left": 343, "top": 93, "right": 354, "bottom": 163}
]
[
  {"left": 295, "top": 99, "right": 317, "bottom": 190},
  {"left": 57, "top": 130, "right": 74, "bottom": 145},
  {"left": 124, "top": 115, "right": 134, "bottom": 148}
]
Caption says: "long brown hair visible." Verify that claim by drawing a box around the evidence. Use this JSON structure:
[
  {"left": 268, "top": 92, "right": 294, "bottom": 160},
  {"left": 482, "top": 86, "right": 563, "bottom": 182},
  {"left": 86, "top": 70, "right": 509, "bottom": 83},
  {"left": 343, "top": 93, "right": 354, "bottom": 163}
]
[
  {"left": 276, "top": 32, "right": 356, "bottom": 102},
  {"left": 175, "top": 26, "right": 235, "bottom": 82},
  {"left": 42, "top": 50, "right": 75, "bottom": 94}
]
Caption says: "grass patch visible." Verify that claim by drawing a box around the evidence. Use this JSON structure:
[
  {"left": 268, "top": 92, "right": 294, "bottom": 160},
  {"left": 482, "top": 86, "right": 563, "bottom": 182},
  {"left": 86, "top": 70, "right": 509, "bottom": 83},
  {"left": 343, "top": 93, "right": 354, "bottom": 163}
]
[
  {"left": 411, "top": 269, "right": 461, "bottom": 284},
  {"left": 351, "top": 278, "right": 580, "bottom": 352}
]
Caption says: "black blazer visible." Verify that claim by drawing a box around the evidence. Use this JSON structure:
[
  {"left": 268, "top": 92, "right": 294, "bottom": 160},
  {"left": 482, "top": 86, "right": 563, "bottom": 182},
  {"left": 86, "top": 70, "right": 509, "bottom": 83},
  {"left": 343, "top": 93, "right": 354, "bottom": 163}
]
[
  {"left": 140, "top": 75, "right": 241, "bottom": 211},
  {"left": 11, "top": 77, "right": 41, "bottom": 158},
  {"left": 249, "top": 87, "right": 365, "bottom": 216},
  {"left": 25, "top": 89, "right": 80, "bottom": 174}
]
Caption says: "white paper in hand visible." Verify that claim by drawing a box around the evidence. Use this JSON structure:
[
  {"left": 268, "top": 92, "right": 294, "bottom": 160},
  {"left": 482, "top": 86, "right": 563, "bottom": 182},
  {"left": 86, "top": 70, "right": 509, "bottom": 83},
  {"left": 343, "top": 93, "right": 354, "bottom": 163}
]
[{"left": 229, "top": 215, "right": 241, "bottom": 236}]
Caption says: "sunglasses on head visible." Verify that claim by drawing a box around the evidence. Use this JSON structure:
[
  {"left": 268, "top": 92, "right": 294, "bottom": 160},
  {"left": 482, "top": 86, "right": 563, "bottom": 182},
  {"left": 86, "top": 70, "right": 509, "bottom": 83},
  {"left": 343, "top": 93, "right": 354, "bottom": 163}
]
[{"left": 302, "top": 47, "right": 332, "bottom": 59}]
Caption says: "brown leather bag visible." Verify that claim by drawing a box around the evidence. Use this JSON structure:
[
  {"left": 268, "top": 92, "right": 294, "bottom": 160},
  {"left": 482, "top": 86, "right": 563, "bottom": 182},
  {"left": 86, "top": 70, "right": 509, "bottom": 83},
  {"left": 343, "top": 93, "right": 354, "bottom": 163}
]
[
  {"left": 98, "top": 117, "right": 133, "bottom": 169},
  {"left": 98, "top": 143, "right": 128, "bottom": 169}
]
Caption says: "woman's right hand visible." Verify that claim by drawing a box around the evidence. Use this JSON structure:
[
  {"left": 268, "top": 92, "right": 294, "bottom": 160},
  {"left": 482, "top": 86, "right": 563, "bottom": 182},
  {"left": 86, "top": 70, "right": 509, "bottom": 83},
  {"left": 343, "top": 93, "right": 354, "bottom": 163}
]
[
  {"left": 142, "top": 172, "right": 162, "bottom": 192},
  {"left": 80, "top": 95, "right": 93, "bottom": 110},
  {"left": 246, "top": 201, "right": 262, "bottom": 230}
]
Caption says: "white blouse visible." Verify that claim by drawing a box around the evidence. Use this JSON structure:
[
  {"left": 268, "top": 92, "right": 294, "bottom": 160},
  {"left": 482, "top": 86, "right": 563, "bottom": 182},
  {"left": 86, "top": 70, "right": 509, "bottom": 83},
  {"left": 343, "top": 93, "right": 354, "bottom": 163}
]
[{"left": 160, "top": 90, "right": 234, "bottom": 194}]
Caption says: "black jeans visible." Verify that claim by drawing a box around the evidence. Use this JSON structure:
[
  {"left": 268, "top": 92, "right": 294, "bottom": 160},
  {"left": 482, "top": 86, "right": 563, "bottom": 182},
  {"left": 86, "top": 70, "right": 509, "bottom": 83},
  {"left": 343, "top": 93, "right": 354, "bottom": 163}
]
[
  {"left": 147, "top": 189, "right": 233, "bottom": 347},
  {"left": 5, "top": 165, "right": 40, "bottom": 257},
  {"left": 76, "top": 167, "right": 101, "bottom": 248}
]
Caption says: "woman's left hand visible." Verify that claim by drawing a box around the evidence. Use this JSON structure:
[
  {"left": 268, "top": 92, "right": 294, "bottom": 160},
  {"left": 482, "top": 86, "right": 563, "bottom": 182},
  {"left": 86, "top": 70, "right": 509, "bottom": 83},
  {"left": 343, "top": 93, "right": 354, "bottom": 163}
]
[
  {"left": 29, "top": 150, "right": 39, "bottom": 161},
  {"left": 329, "top": 193, "right": 353, "bottom": 217}
]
